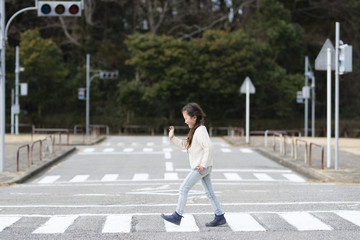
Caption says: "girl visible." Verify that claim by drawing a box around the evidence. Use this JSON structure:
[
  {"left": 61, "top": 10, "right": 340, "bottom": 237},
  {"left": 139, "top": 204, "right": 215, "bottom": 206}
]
[{"left": 161, "top": 103, "right": 226, "bottom": 227}]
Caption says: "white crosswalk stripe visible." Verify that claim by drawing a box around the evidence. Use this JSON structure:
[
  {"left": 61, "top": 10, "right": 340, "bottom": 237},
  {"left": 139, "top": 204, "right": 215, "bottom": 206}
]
[
  {"left": 279, "top": 212, "right": 333, "bottom": 231},
  {"left": 253, "top": 173, "right": 274, "bottom": 181},
  {"left": 69, "top": 175, "right": 90, "bottom": 183},
  {"left": 38, "top": 175, "right": 61, "bottom": 184},
  {"left": 0, "top": 216, "right": 21, "bottom": 232},
  {"left": 220, "top": 148, "right": 232, "bottom": 153},
  {"left": 335, "top": 211, "right": 360, "bottom": 226},
  {"left": 164, "top": 173, "right": 179, "bottom": 180},
  {"left": 101, "top": 174, "right": 119, "bottom": 182},
  {"left": 164, "top": 214, "right": 199, "bottom": 232},
  {"left": 226, "top": 213, "right": 266, "bottom": 231},
  {"left": 0, "top": 211, "right": 358, "bottom": 234},
  {"left": 102, "top": 215, "right": 132, "bottom": 233},
  {"left": 132, "top": 173, "right": 149, "bottom": 181},
  {"left": 224, "top": 173, "right": 242, "bottom": 181},
  {"left": 32, "top": 215, "right": 78, "bottom": 234},
  {"left": 103, "top": 148, "right": 114, "bottom": 152}
]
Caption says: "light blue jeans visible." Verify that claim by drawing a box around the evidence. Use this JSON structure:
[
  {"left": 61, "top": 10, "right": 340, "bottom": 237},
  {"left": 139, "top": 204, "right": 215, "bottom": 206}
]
[{"left": 176, "top": 166, "right": 223, "bottom": 216}]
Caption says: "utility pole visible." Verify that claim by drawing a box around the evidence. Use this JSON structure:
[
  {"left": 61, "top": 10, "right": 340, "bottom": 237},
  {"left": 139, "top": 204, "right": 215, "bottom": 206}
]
[{"left": 0, "top": 0, "right": 6, "bottom": 172}]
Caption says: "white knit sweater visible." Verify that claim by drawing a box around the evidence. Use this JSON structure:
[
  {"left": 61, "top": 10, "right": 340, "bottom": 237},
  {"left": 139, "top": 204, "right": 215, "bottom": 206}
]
[{"left": 170, "top": 125, "right": 213, "bottom": 168}]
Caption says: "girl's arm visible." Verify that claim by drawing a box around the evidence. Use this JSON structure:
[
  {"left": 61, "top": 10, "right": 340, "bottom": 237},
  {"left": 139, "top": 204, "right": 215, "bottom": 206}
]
[{"left": 169, "top": 126, "right": 186, "bottom": 149}]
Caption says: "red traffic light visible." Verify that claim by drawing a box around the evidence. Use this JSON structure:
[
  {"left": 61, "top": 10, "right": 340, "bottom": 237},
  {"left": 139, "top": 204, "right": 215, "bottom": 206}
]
[{"left": 69, "top": 4, "right": 80, "bottom": 15}]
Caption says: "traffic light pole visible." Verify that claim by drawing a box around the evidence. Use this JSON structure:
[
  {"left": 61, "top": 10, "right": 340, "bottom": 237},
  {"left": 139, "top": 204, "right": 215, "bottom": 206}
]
[
  {"left": 0, "top": 0, "right": 6, "bottom": 172},
  {"left": 334, "top": 22, "right": 340, "bottom": 170}
]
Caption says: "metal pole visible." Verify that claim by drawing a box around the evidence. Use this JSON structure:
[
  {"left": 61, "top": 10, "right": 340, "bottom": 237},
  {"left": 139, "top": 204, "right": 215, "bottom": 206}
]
[
  {"left": 304, "top": 57, "right": 309, "bottom": 137},
  {"left": 326, "top": 48, "right": 332, "bottom": 168},
  {"left": 311, "top": 75, "right": 315, "bottom": 138},
  {"left": 11, "top": 89, "right": 14, "bottom": 134},
  {"left": 334, "top": 22, "right": 340, "bottom": 170},
  {"left": 86, "top": 54, "right": 90, "bottom": 137},
  {"left": 15, "top": 46, "right": 20, "bottom": 135},
  {"left": 245, "top": 80, "right": 250, "bottom": 144},
  {"left": 0, "top": 0, "right": 6, "bottom": 172}
]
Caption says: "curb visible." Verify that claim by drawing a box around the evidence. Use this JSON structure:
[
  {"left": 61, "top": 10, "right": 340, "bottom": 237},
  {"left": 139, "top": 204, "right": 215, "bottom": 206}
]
[{"left": 2, "top": 147, "right": 76, "bottom": 186}]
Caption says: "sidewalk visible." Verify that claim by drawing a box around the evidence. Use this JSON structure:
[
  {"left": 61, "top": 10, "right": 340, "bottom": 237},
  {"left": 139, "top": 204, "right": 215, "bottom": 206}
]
[
  {"left": 223, "top": 136, "right": 360, "bottom": 184},
  {"left": 0, "top": 134, "right": 105, "bottom": 185}
]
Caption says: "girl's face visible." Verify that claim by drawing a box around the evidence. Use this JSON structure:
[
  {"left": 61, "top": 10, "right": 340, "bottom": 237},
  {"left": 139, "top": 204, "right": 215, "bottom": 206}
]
[{"left": 183, "top": 111, "right": 197, "bottom": 129}]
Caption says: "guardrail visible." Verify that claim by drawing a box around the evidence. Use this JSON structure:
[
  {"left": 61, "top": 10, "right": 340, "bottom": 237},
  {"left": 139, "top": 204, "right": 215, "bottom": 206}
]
[
  {"left": 32, "top": 128, "right": 70, "bottom": 145},
  {"left": 16, "top": 144, "right": 30, "bottom": 172},
  {"left": 16, "top": 133, "right": 61, "bottom": 172},
  {"left": 295, "top": 139, "right": 308, "bottom": 164},
  {"left": 309, "top": 142, "right": 325, "bottom": 169}
]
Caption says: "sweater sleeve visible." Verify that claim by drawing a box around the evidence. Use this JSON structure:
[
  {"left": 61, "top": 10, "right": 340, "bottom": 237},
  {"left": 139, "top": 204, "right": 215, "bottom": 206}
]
[
  {"left": 198, "top": 127, "right": 212, "bottom": 168},
  {"left": 170, "top": 136, "right": 187, "bottom": 150}
]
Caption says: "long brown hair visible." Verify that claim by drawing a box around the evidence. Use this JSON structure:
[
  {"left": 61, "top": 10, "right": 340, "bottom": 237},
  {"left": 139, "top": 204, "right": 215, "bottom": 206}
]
[{"left": 182, "top": 103, "right": 206, "bottom": 149}]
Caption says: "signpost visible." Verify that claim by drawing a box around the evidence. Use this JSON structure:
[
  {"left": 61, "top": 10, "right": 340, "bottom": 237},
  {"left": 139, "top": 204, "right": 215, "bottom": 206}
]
[{"left": 240, "top": 76, "right": 255, "bottom": 144}]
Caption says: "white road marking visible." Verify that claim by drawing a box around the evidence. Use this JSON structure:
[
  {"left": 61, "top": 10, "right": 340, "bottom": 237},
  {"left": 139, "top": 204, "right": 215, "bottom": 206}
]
[
  {"left": 280, "top": 212, "right": 333, "bottom": 231},
  {"left": 101, "top": 174, "right": 119, "bottom": 182},
  {"left": 132, "top": 174, "right": 149, "bottom": 181},
  {"left": 103, "top": 148, "right": 114, "bottom": 152},
  {"left": 32, "top": 215, "right": 78, "bottom": 234},
  {"left": 176, "top": 168, "right": 292, "bottom": 173},
  {"left": 0, "top": 216, "right": 21, "bottom": 232},
  {"left": 117, "top": 143, "right": 124, "bottom": 146},
  {"left": 220, "top": 148, "right": 232, "bottom": 153},
  {"left": 146, "top": 142, "right": 155, "bottom": 146},
  {"left": 102, "top": 215, "right": 132, "bottom": 233},
  {"left": 38, "top": 176, "right": 61, "bottom": 184},
  {"left": 143, "top": 148, "right": 153, "bottom": 152},
  {"left": 164, "top": 152, "right": 172, "bottom": 159},
  {"left": 164, "top": 173, "right": 178, "bottom": 180},
  {"left": 253, "top": 173, "right": 274, "bottom": 181},
  {"left": 163, "top": 148, "right": 173, "bottom": 152},
  {"left": 82, "top": 148, "right": 95, "bottom": 152},
  {"left": 240, "top": 148, "right": 253, "bottom": 153},
  {"left": 69, "top": 175, "right": 90, "bottom": 183},
  {"left": 224, "top": 173, "right": 242, "bottom": 181},
  {"left": 166, "top": 162, "right": 174, "bottom": 171},
  {"left": 335, "top": 211, "right": 360, "bottom": 226},
  {"left": 164, "top": 214, "right": 199, "bottom": 232},
  {"left": 123, "top": 148, "right": 134, "bottom": 152},
  {"left": 226, "top": 213, "right": 266, "bottom": 231},
  {"left": 282, "top": 174, "right": 306, "bottom": 183}
]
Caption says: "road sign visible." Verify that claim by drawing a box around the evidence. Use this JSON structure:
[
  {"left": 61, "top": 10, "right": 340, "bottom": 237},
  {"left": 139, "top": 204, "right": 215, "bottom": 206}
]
[
  {"left": 315, "top": 39, "right": 335, "bottom": 71},
  {"left": 240, "top": 77, "right": 255, "bottom": 94},
  {"left": 78, "top": 88, "right": 85, "bottom": 100},
  {"left": 296, "top": 91, "right": 303, "bottom": 103}
]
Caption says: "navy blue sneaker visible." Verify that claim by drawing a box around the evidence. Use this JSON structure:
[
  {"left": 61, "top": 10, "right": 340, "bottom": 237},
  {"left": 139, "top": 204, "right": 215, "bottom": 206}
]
[
  {"left": 205, "top": 214, "right": 226, "bottom": 227},
  {"left": 161, "top": 211, "right": 183, "bottom": 226}
]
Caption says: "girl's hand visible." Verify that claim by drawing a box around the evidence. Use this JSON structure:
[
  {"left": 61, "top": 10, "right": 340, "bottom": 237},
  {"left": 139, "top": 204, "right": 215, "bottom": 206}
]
[
  {"left": 195, "top": 165, "right": 204, "bottom": 173},
  {"left": 169, "top": 126, "right": 175, "bottom": 140}
]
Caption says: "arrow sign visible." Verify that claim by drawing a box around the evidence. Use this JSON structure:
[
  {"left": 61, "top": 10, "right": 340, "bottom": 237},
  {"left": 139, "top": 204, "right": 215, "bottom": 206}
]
[
  {"left": 315, "top": 39, "right": 335, "bottom": 71},
  {"left": 240, "top": 76, "right": 256, "bottom": 94},
  {"left": 240, "top": 77, "right": 255, "bottom": 144}
]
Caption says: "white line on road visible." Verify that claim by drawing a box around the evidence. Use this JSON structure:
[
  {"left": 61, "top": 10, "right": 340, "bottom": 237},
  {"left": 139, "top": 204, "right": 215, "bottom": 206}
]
[
  {"left": 101, "top": 174, "right": 119, "bottom": 182},
  {"left": 220, "top": 148, "right": 232, "bottom": 153},
  {"left": 103, "top": 148, "right": 114, "bottom": 152},
  {"left": 240, "top": 148, "right": 253, "bottom": 153},
  {"left": 176, "top": 168, "right": 292, "bottom": 173},
  {"left": 38, "top": 176, "right": 61, "bottom": 184},
  {"left": 166, "top": 162, "right": 174, "bottom": 171},
  {"left": 226, "top": 213, "right": 266, "bottom": 231},
  {"left": 335, "top": 211, "right": 360, "bottom": 226},
  {"left": 253, "top": 173, "right": 274, "bottom": 181},
  {"left": 69, "top": 175, "right": 90, "bottom": 183},
  {"left": 164, "top": 214, "right": 199, "bottom": 232},
  {"left": 143, "top": 148, "right": 153, "bottom": 152},
  {"left": 82, "top": 148, "right": 95, "bottom": 152},
  {"left": 123, "top": 148, "right": 134, "bottom": 152},
  {"left": 102, "top": 215, "right": 132, "bottom": 233},
  {"left": 164, "top": 173, "right": 178, "bottom": 180},
  {"left": 279, "top": 212, "right": 333, "bottom": 231},
  {"left": 164, "top": 152, "right": 172, "bottom": 159},
  {"left": 0, "top": 216, "right": 21, "bottom": 232},
  {"left": 132, "top": 174, "right": 149, "bottom": 181},
  {"left": 282, "top": 174, "right": 306, "bottom": 183},
  {"left": 224, "top": 173, "right": 242, "bottom": 181},
  {"left": 32, "top": 215, "right": 78, "bottom": 234}
]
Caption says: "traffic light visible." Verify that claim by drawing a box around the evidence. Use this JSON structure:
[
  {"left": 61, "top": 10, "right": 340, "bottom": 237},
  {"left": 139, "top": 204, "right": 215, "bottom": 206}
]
[
  {"left": 38, "top": 1, "right": 82, "bottom": 17},
  {"left": 99, "top": 71, "right": 119, "bottom": 79},
  {"left": 339, "top": 44, "right": 352, "bottom": 75}
]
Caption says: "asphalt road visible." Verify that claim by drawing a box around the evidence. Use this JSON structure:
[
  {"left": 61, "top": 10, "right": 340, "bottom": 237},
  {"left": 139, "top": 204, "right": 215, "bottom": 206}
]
[{"left": 0, "top": 136, "right": 359, "bottom": 240}]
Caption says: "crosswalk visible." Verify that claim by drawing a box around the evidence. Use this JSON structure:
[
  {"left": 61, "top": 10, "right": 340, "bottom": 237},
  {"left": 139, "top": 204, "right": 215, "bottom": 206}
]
[
  {"left": 36, "top": 171, "right": 305, "bottom": 184},
  {"left": 0, "top": 211, "right": 359, "bottom": 234}
]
